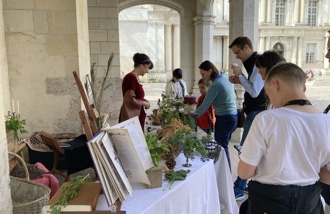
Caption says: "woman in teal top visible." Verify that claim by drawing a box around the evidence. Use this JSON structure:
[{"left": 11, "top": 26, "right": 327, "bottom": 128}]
[{"left": 195, "top": 60, "right": 238, "bottom": 170}]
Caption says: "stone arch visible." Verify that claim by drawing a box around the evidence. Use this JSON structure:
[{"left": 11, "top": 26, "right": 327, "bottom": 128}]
[{"left": 119, "top": 0, "right": 185, "bottom": 17}]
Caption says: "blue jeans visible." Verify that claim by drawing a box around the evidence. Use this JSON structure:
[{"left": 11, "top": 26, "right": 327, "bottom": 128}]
[
  {"left": 214, "top": 114, "right": 238, "bottom": 171},
  {"left": 235, "top": 110, "right": 263, "bottom": 191}
]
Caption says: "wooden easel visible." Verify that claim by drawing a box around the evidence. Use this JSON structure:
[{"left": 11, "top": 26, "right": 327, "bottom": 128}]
[
  {"left": 73, "top": 71, "right": 99, "bottom": 140},
  {"left": 73, "top": 71, "right": 124, "bottom": 213}
]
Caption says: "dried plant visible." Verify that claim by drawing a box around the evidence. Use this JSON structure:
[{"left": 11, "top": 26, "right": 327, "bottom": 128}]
[{"left": 85, "top": 53, "right": 114, "bottom": 127}]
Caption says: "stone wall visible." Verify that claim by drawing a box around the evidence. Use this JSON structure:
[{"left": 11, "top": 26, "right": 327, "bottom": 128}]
[
  {"left": 88, "top": 0, "right": 122, "bottom": 119},
  {"left": 3, "top": 0, "right": 90, "bottom": 135}
]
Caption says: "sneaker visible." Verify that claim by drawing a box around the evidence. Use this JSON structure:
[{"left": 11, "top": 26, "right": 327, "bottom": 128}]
[{"left": 234, "top": 187, "right": 245, "bottom": 201}]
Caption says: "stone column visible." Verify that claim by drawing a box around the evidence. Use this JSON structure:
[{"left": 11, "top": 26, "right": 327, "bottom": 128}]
[
  {"left": 324, "top": 35, "right": 329, "bottom": 69},
  {"left": 265, "top": 36, "right": 270, "bottom": 50},
  {"left": 259, "top": 36, "right": 265, "bottom": 52},
  {"left": 229, "top": 0, "right": 259, "bottom": 143},
  {"left": 0, "top": 0, "right": 10, "bottom": 112},
  {"left": 291, "top": 36, "right": 298, "bottom": 64},
  {"left": 193, "top": 15, "right": 215, "bottom": 94},
  {"left": 173, "top": 24, "right": 180, "bottom": 69},
  {"left": 260, "top": 0, "right": 266, "bottom": 24},
  {"left": 294, "top": 0, "right": 300, "bottom": 23},
  {"left": 266, "top": 1, "right": 272, "bottom": 23},
  {"left": 0, "top": 0, "right": 12, "bottom": 211},
  {"left": 300, "top": 0, "right": 305, "bottom": 24},
  {"left": 297, "top": 36, "right": 303, "bottom": 67},
  {"left": 223, "top": 36, "right": 229, "bottom": 71},
  {"left": 165, "top": 23, "right": 173, "bottom": 73}
]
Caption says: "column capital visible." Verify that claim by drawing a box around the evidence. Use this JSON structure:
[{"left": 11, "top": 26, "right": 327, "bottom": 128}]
[{"left": 193, "top": 15, "right": 216, "bottom": 25}]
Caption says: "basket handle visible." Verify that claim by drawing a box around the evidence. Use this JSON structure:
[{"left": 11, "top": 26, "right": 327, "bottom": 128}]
[{"left": 8, "top": 152, "right": 30, "bottom": 181}]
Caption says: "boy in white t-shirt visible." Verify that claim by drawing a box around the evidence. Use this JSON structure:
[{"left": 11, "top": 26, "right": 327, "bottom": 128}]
[{"left": 238, "top": 62, "right": 330, "bottom": 213}]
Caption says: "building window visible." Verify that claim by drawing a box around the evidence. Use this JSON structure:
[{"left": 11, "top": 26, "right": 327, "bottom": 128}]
[
  {"left": 305, "top": 43, "right": 316, "bottom": 64},
  {"left": 273, "top": 43, "right": 284, "bottom": 56},
  {"left": 308, "top": 0, "right": 317, "bottom": 26},
  {"left": 275, "top": 0, "right": 286, "bottom": 26}
]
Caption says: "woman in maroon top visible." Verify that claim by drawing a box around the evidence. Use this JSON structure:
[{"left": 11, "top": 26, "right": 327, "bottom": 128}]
[{"left": 119, "top": 53, "right": 153, "bottom": 131}]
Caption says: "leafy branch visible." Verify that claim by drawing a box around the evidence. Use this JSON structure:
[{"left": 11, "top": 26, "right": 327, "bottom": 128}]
[{"left": 50, "top": 174, "right": 92, "bottom": 214}]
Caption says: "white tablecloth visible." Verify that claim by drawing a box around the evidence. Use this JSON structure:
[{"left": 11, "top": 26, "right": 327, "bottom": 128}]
[
  {"left": 215, "top": 148, "right": 239, "bottom": 214},
  {"left": 97, "top": 154, "right": 220, "bottom": 214},
  {"left": 97, "top": 150, "right": 238, "bottom": 214}
]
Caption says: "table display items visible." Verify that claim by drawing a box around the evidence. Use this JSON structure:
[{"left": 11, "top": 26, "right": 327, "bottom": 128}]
[
  {"left": 155, "top": 93, "right": 196, "bottom": 130},
  {"left": 44, "top": 174, "right": 101, "bottom": 214},
  {"left": 87, "top": 116, "right": 153, "bottom": 208},
  {"left": 154, "top": 118, "right": 210, "bottom": 168},
  {"left": 163, "top": 169, "right": 190, "bottom": 190},
  {"left": 5, "top": 110, "right": 28, "bottom": 144}
]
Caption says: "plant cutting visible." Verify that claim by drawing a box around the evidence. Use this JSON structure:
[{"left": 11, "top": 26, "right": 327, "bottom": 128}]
[
  {"left": 50, "top": 174, "right": 92, "bottom": 214},
  {"left": 145, "top": 132, "right": 170, "bottom": 167}
]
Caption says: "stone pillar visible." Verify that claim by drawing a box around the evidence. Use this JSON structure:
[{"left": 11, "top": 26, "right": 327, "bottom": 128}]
[
  {"left": 0, "top": 0, "right": 12, "bottom": 211},
  {"left": 291, "top": 36, "right": 298, "bottom": 64},
  {"left": 193, "top": 14, "right": 215, "bottom": 94},
  {"left": 294, "top": 0, "right": 300, "bottom": 23},
  {"left": 265, "top": 36, "right": 270, "bottom": 50},
  {"left": 297, "top": 36, "right": 303, "bottom": 67},
  {"left": 172, "top": 24, "right": 180, "bottom": 69},
  {"left": 300, "top": 0, "right": 305, "bottom": 24},
  {"left": 324, "top": 34, "right": 329, "bottom": 69},
  {"left": 229, "top": 0, "right": 259, "bottom": 143},
  {"left": 223, "top": 36, "right": 229, "bottom": 71},
  {"left": 259, "top": 36, "right": 265, "bottom": 52},
  {"left": 266, "top": 1, "right": 272, "bottom": 23},
  {"left": 165, "top": 23, "right": 172, "bottom": 73},
  {"left": 260, "top": 0, "right": 266, "bottom": 23}
]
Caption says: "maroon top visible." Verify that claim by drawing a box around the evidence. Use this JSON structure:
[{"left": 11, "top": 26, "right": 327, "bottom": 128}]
[{"left": 121, "top": 72, "right": 146, "bottom": 130}]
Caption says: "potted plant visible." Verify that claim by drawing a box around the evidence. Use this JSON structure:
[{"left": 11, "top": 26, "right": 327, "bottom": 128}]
[
  {"left": 167, "top": 130, "right": 211, "bottom": 167},
  {"left": 5, "top": 112, "right": 28, "bottom": 144},
  {"left": 145, "top": 132, "right": 170, "bottom": 188}
]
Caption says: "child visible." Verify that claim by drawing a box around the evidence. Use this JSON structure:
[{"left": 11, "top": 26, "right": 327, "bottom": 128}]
[{"left": 196, "top": 79, "right": 215, "bottom": 134}]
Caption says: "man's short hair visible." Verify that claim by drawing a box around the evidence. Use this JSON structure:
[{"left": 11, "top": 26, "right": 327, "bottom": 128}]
[
  {"left": 229, "top": 36, "right": 253, "bottom": 49},
  {"left": 265, "top": 62, "right": 306, "bottom": 86}
]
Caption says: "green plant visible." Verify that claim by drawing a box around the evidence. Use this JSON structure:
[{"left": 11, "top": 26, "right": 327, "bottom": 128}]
[
  {"left": 5, "top": 113, "right": 28, "bottom": 135},
  {"left": 167, "top": 130, "right": 211, "bottom": 163},
  {"left": 146, "top": 132, "right": 170, "bottom": 167},
  {"left": 50, "top": 174, "right": 92, "bottom": 214},
  {"left": 163, "top": 169, "right": 190, "bottom": 190}
]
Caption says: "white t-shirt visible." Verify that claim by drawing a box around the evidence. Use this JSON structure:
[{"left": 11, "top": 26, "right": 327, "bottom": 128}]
[{"left": 240, "top": 107, "right": 330, "bottom": 186}]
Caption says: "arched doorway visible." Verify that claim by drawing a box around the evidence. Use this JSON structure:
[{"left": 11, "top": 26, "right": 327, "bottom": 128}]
[
  {"left": 119, "top": 5, "right": 180, "bottom": 83},
  {"left": 273, "top": 42, "right": 284, "bottom": 56}
]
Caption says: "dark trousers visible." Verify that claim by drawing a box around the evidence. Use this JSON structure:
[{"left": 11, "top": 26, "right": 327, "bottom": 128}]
[
  {"left": 214, "top": 114, "right": 238, "bottom": 171},
  {"left": 242, "top": 180, "right": 324, "bottom": 214},
  {"left": 319, "top": 181, "right": 330, "bottom": 205}
]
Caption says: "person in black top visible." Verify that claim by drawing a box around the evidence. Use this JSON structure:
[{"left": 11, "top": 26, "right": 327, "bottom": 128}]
[{"left": 228, "top": 36, "right": 267, "bottom": 200}]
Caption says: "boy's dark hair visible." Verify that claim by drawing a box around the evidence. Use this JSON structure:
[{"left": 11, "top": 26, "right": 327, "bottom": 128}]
[
  {"left": 229, "top": 36, "right": 253, "bottom": 49},
  {"left": 172, "top": 68, "right": 183, "bottom": 79},
  {"left": 256, "top": 50, "right": 286, "bottom": 73},
  {"left": 199, "top": 60, "right": 219, "bottom": 81}
]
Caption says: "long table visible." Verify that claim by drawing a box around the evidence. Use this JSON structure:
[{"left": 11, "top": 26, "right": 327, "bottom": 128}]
[{"left": 97, "top": 150, "right": 239, "bottom": 214}]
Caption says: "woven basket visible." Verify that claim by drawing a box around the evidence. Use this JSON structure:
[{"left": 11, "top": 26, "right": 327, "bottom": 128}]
[{"left": 8, "top": 152, "right": 51, "bottom": 214}]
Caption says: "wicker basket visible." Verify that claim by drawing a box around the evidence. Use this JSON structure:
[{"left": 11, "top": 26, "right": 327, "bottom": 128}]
[{"left": 8, "top": 152, "right": 51, "bottom": 214}]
